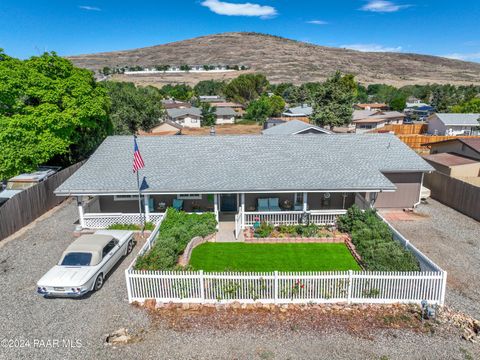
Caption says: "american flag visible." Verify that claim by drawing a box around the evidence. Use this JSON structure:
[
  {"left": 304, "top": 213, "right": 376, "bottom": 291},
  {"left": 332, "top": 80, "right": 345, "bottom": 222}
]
[{"left": 133, "top": 137, "right": 145, "bottom": 173}]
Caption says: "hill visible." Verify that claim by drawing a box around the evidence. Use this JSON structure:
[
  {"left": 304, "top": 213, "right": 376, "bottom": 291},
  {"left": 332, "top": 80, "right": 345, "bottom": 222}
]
[{"left": 67, "top": 32, "right": 480, "bottom": 86}]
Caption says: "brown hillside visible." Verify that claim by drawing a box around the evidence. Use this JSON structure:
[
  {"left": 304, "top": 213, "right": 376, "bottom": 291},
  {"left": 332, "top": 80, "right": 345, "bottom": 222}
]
[{"left": 67, "top": 32, "right": 480, "bottom": 86}]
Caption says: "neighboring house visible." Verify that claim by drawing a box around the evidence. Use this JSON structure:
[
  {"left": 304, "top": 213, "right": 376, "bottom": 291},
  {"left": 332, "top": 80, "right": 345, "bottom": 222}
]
[
  {"left": 211, "top": 102, "right": 245, "bottom": 115},
  {"left": 423, "top": 153, "right": 480, "bottom": 177},
  {"left": 199, "top": 95, "right": 226, "bottom": 103},
  {"left": 423, "top": 138, "right": 480, "bottom": 161},
  {"left": 215, "top": 107, "right": 237, "bottom": 124},
  {"left": 354, "top": 103, "right": 389, "bottom": 111},
  {"left": 262, "top": 120, "right": 332, "bottom": 135},
  {"left": 353, "top": 110, "right": 405, "bottom": 134},
  {"left": 161, "top": 99, "right": 191, "bottom": 109},
  {"left": 427, "top": 113, "right": 480, "bottom": 136},
  {"left": 282, "top": 104, "right": 313, "bottom": 118},
  {"left": 166, "top": 107, "right": 203, "bottom": 128},
  {"left": 146, "top": 119, "right": 182, "bottom": 136},
  {"left": 404, "top": 101, "right": 435, "bottom": 121},
  {"left": 55, "top": 134, "right": 433, "bottom": 232}
]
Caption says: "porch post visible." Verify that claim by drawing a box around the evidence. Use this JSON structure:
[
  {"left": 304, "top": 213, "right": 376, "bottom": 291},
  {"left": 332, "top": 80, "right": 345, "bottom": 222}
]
[
  {"left": 241, "top": 193, "right": 245, "bottom": 228},
  {"left": 77, "top": 196, "right": 85, "bottom": 228},
  {"left": 302, "top": 192, "right": 308, "bottom": 212},
  {"left": 214, "top": 193, "right": 219, "bottom": 229},
  {"left": 144, "top": 194, "right": 150, "bottom": 222}
]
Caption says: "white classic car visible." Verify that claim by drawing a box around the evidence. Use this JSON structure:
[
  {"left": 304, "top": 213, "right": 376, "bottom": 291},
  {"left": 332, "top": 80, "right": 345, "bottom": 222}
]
[{"left": 37, "top": 230, "right": 134, "bottom": 297}]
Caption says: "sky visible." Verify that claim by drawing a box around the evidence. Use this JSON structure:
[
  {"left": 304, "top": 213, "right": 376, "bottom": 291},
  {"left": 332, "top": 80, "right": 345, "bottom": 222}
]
[{"left": 1, "top": 1, "right": 479, "bottom": 62}]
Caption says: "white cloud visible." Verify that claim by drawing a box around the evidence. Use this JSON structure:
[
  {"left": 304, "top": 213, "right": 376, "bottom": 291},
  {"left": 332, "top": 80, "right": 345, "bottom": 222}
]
[
  {"left": 79, "top": 5, "right": 101, "bottom": 11},
  {"left": 360, "top": 1, "right": 410, "bottom": 13},
  {"left": 201, "top": 0, "right": 277, "bottom": 18},
  {"left": 341, "top": 43, "right": 403, "bottom": 52},
  {"left": 306, "top": 20, "right": 328, "bottom": 25},
  {"left": 442, "top": 52, "right": 480, "bottom": 62}
]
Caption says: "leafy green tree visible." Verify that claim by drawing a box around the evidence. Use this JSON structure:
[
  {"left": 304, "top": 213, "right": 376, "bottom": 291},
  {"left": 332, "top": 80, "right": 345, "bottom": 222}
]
[
  {"left": 160, "top": 84, "right": 194, "bottom": 101},
  {"left": 102, "top": 66, "right": 111, "bottom": 76},
  {"left": 389, "top": 93, "right": 407, "bottom": 111},
  {"left": 244, "top": 96, "right": 273, "bottom": 124},
  {"left": 267, "top": 94, "right": 286, "bottom": 116},
  {"left": 179, "top": 64, "right": 191, "bottom": 71},
  {"left": 103, "top": 81, "right": 165, "bottom": 134},
  {"left": 200, "top": 102, "right": 217, "bottom": 127},
  {"left": 194, "top": 80, "right": 226, "bottom": 96},
  {"left": 224, "top": 73, "right": 269, "bottom": 104},
  {"left": 155, "top": 65, "right": 170, "bottom": 72},
  {"left": 310, "top": 72, "right": 356, "bottom": 129},
  {"left": 451, "top": 98, "right": 480, "bottom": 113},
  {"left": 0, "top": 51, "right": 111, "bottom": 180}
]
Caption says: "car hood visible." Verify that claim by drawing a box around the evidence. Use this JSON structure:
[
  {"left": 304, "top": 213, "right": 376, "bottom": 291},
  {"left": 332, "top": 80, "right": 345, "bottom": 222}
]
[{"left": 37, "top": 265, "right": 97, "bottom": 288}]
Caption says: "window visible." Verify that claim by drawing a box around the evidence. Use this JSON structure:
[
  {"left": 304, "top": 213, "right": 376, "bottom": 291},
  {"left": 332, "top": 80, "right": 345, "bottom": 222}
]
[
  {"left": 61, "top": 252, "right": 92, "bottom": 266},
  {"left": 113, "top": 195, "right": 137, "bottom": 201},
  {"left": 177, "top": 194, "right": 202, "bottom": 200},
  {"left": 191, "top": 118, "right": 198, "bottom": 123},
  {"left": 294, "top": 193, "right": 303, "bottom": 204},
  {"left": 102, "top": 240, "right": 117, "bottom": 258}
]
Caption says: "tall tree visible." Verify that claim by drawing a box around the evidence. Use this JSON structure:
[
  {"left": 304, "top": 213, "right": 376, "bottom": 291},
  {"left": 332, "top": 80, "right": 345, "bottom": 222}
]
[
  {"left": 103, "top": 81, "right": 165, "bottom": 134},
  {"left": 224, "top": 73, "right": 269, "bottom": 104},
  {"left": 194, "top": 80, "right": 226, "bottom": 96},
  {"left": 451, "top": 98, "right": 480, "bottom": 113},
  {"left": 310, "top": 72, "right": 356, "bottom": 129},
  {"left": 243, "top": 95, "right": 285, "bottom": 123},
  {"left": 0, "top": 51, "right": 111, "bottom": 180},
  {"left": 200, "top": 102, "right": 217, "bottom": 127},
  {"left": 160, "top": 84, "right": 194, "bottom": 101}
]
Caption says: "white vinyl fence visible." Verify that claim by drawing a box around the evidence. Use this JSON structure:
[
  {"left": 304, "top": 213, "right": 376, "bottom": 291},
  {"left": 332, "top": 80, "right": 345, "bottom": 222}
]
[
  {"left": 125, "top": 270, "right": 446, "bottom": 305},
  {"left": 243, "top": 209, "right": 347, "bottom": 227},
  {"left": 83, "top": 212, "right": 164, "bottom": 229}
]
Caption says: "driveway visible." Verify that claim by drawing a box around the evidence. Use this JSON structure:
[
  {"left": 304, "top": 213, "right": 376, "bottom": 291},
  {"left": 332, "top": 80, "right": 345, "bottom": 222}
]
[
  {"left": 0, "top": 199, "right": 478, "bottom": 360},
  {"left": 381, "top": 198, "right": 480, "bottom": 319}
]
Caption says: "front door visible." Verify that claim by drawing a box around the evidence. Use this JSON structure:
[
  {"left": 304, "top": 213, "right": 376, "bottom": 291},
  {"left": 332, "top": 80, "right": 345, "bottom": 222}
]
[{"left": 220, "top": 194, "right": 237, "bottom": 212}]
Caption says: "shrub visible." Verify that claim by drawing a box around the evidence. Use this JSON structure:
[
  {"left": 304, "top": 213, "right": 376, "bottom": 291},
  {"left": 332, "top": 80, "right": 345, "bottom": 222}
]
[
  {"left": 255, "top": 222, "right": 274, "bottom": 238},
  {"left": 337, "top": 206, "right": 420, "bottom": 271},
  {"left": 107, "top": 222, "right": 155, "bottom": 231},
  {"left": 134, "top": 209, "right": 217, "bottom": 270}
]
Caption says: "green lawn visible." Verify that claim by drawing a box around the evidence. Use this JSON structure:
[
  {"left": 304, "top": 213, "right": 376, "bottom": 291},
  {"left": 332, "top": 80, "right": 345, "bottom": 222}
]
[{"left": 189, "top": 243, "right": 361, "bottom": 272}]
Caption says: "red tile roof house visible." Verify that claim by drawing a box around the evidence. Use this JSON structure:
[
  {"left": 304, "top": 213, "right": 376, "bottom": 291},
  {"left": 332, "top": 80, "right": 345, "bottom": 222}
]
[{"left": 54, "top": 134, "right": 433, "bottom": 235}]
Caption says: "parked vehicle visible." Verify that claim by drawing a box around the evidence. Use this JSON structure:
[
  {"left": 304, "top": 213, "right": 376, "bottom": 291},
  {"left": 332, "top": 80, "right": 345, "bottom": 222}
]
[
  {"left": 37, "top": 230, "right": 134, "bottom": 298},
  {"left": 0, "top": 166, "right": 61, "bottom": 201}
]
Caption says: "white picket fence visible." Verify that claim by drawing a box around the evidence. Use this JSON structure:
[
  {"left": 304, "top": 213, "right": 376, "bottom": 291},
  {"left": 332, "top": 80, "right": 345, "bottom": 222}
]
[
  {"left": 243, "top": 209, "right": 347, "bottom": 227},
  {"left": 83, "top": 212, "right": 164, "bottom": 229},
  {"left": 125, "top": 270, "right": 446, "bottom": 305}
]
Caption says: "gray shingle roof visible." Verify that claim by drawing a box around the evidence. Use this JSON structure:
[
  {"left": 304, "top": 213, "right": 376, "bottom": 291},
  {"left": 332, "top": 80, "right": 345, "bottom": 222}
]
[
  {"left": 166, "top": 107, "right": 202, "bottom": 118},
  {"left": 215, "top": 107, "right": 237, "bottom": 116},
  {"left": 55, "top": 134, "right": 433, "bottom": 195},
  {"left": 434, "top": 113, "right": 480, "bottom": 126},
  {"left": 283, "top": 105, "right": 313, "bottom": 116},
  {"left": 262, "top": 120, "right": 332, "bottom": 135}
]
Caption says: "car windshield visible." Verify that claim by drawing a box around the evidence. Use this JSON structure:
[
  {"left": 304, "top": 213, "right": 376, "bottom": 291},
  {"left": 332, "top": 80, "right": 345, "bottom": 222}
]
[
  {"left": 60, "top": 252, "right": 92, "bottom": 266},
  {"left": 6, "top": 181, "right": 36, "bottom": 190}
]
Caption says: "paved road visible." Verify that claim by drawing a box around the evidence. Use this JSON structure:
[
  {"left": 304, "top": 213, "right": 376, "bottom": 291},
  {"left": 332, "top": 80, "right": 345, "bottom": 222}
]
[{"left": 0, "top": 199, "right": 478, "bottom": 360}]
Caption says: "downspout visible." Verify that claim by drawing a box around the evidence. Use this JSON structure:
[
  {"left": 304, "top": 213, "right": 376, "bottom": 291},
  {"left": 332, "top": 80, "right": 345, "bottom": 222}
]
[{"left": 413, "top": 172, "right": 425, "bottom": 208}]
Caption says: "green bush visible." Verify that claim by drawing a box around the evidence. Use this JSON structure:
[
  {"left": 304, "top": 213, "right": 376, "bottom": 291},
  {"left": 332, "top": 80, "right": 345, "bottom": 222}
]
[
  {"left": 337, "top": 206, "right": 420, "bottom": 271},
  {"left": 134, "top": 208, "right": 217, "bottom": 270},
  {"left": 107, "top": 222, "right": 155, "bottom": 231},
  {"left": 255, "top": 222, "right": 274, "bottom": 238}
]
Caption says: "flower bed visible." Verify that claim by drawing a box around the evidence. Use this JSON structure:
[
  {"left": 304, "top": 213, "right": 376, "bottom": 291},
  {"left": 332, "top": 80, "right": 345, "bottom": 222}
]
[{"left": 251, "top": 222, "right": 338, "bottom": 239}]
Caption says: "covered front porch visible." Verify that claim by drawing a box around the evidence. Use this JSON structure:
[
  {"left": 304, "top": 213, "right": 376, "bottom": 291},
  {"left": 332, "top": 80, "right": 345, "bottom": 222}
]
[{"left": 76, "top": 191, "right": 374, "bottom": 235}]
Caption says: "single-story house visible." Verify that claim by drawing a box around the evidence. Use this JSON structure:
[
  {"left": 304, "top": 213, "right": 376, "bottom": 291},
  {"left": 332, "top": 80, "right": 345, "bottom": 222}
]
[
  {"left": 427, "top": 113, "right": 480, "bottom": 136},
  {"left": 423, "top": 138, "right": 480, "bottom": 160},
  {"left": 161, "top": 100, "right": 191, "bottom": 109},
  {"left": 262, "top": 120, "right": 332, "bottom": 135},
  {"left": 423, "top": 153, "right": 480, "bottom": 177},
  {"left": 144, "top": 119, "right": 182, "bottom": 136},
  {"left": 215, "top": 107, "right": 238, "bottom": 125},
  {"left": 199, "top": 95, "right": 226, "bottom": 103},
  {"left": 211, "top": 102, "right": 245, "bottom": 115},
  {"left": 353, "top": 110, "right": 405, "bottom": 134},
  {"left": 55, "top": 134, "right": 433, "bottom": 233},
  {"left": 282, "top": 104, "right": 312, "bottom": 118},
  {"left": 166, "top": 107, "right": 203, "bottom": 128},
  {"left": 354, "top": 103, "right": 389, "bottom": 111}
]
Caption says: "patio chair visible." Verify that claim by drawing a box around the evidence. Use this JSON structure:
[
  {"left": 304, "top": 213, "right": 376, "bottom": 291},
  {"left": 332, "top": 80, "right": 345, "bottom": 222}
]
[
  {"left": 294, "top": 203, "right": 303, "bottom": 211},
  {"left": 257, "top": 198, "right": 269, "bottom": 212},
  {"left": 268, "top": 198, "right": 281, "bottom": 212},
  {"left": 172, "top": 199, "right": 184, "bottom": 211}
]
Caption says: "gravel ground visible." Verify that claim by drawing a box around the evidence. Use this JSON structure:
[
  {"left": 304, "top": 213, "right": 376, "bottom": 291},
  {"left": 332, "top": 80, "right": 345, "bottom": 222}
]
[
  {"left": 0, "top": 199, "right": 478, "bottom": 360},
  {"left": 383, "top": 199, "right": 480, "bottom": 320}
]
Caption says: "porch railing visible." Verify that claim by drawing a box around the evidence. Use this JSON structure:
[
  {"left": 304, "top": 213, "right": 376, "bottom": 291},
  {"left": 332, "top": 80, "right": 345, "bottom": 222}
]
[
  {"left": 243, "top": 209, "right": 347, "bottom": 227},
  {"left": 83, "top": 212, "right": 164, "bottom": 229}
]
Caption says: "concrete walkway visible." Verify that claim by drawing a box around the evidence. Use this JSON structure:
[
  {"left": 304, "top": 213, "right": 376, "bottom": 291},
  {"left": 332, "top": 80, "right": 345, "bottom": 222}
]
[{"left": 216, "top": 213, "right": 243, "bottom": 242}]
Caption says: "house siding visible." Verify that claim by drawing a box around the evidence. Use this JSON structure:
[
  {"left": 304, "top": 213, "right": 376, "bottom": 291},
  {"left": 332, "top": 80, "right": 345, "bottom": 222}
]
[
  {"left": 429, "top": 141, "right": 480, "bottom": 160},
  {"left": 375, "top": 172, "right": 423, "bottom": 208}
]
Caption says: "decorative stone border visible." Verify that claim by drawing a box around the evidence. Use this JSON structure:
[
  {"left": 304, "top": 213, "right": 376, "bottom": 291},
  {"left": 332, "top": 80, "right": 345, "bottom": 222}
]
[{"left": 177, "top": 233, "right": 216, "bottom": 266}]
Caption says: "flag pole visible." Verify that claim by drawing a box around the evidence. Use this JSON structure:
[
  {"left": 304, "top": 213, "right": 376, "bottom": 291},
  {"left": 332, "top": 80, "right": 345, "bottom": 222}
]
[{"left": 134, "top": 135, "right": 145, "bottom": 236}]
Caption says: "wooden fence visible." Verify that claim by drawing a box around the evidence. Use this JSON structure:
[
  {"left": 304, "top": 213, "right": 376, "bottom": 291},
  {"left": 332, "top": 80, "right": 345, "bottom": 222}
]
[
  {"left": 0, "top": 162, "right": 84, "bottom": 241},
  {"left": 424, "top": 171, "right": 480, "bottom": 222},
  {"left": 373, "top": 124, "right": 428, "bottom": 135},
  {"left": 125, "top": 270, "right": 446, "bottom": 305}
]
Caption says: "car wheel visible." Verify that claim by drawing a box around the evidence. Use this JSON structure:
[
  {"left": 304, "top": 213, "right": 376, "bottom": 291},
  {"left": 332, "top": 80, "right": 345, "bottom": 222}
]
[
  {"left": 94, "top": 274, "right": 104, "bottom": 291},
  {"left": 126, "top": 240, "right": 134, "bottom": 255}
]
